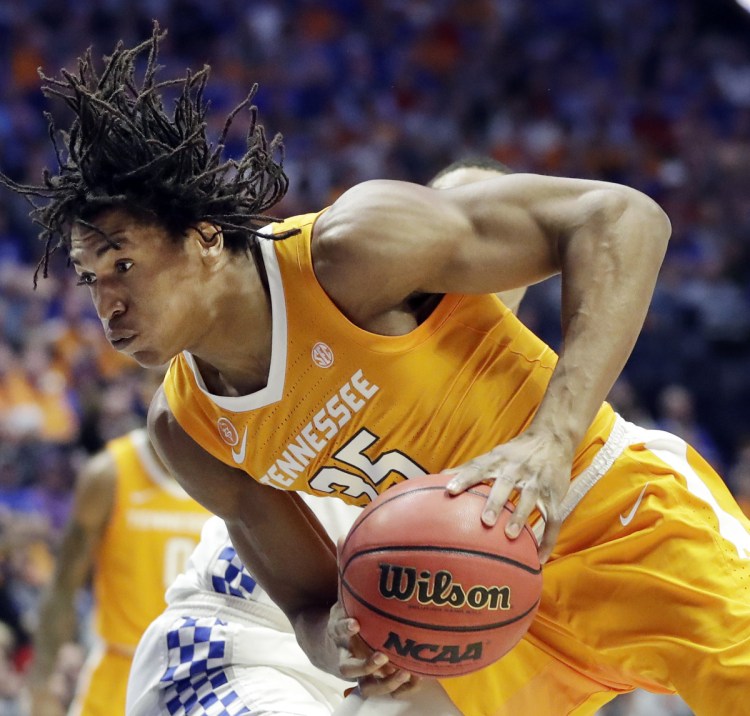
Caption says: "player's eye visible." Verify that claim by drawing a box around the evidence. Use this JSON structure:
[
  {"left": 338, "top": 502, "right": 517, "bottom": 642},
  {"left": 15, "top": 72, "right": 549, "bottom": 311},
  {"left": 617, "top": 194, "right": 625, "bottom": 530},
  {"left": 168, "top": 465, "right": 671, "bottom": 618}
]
[
  {"left": 115, "top": 259, "right": 134, "bottom": 274},
  {"left": 76, "top": 272, "right": 96, "bottom": 286}
]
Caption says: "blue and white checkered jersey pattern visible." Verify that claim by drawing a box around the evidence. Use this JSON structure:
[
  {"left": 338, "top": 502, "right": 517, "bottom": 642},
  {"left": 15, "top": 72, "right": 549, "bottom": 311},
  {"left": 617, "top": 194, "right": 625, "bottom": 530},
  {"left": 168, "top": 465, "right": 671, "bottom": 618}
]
[
  {"left": 210, "top": 545, "right": 257, "bottom": 599},
  {"left": 159, "top": 616, "right": 251, "bottom": 715}
]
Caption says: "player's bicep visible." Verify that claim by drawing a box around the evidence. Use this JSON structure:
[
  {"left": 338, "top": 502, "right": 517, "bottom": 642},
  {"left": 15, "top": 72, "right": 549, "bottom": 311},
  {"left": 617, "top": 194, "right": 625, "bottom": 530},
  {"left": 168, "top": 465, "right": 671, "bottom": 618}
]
[
  {"left": 317, "top": 175, "right": 663, "bottom": 303},
  {"left": 147, "top": 385, "right": 243, "bottom": 518},
  {"left": 425, "top": 178, "right": 561, "bottom": 293},
  {"left": 415, "top": 174, "right": 612, "bottom": 295},
  {"left": 314, "top": 179, "right": 554, "bottom": 305},
  {"left": 430, "top": 172, "right": 669, "bottom": 293}
]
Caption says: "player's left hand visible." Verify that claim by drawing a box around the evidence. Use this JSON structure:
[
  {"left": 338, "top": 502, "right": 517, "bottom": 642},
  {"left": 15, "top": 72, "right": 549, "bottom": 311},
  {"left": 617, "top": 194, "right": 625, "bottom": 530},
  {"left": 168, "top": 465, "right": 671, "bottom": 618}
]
[
  {"left": 444, "top": 427, "right": 572, "bottom": 563},
  {"left": 329, "top": 602, "right": 422, "bottom": 698}
]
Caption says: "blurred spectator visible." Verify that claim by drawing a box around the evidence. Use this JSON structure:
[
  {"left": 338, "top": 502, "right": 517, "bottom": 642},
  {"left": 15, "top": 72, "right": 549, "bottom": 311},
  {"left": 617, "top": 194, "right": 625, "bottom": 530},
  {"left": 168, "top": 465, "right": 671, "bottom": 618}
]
[
  {"left": 0, "top": 505, "right": 40, "bottom": 689},
  {"left": 728, "top": 440, "right": 750, "bottom": 518},
  {"left": 0, "top": 621, "right": 23, "bottom": 716},
  {"left": 656, "top": 383, "right": 724, "bottom": 471},
  {"left": 607, "top": 377, "right": 657, "bottom": 428}
]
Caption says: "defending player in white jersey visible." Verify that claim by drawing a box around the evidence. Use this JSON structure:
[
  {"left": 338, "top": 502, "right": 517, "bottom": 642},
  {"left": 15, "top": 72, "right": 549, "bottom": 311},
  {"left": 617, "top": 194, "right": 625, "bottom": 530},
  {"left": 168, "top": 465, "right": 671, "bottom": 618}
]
[{"left": 126, "top": 494, "right": 360, "bottom": 716}]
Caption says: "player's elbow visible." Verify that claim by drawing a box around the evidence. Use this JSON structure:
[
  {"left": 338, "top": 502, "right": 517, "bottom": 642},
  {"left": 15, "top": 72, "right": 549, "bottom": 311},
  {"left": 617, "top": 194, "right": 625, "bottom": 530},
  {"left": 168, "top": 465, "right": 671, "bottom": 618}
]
[
  {"left": 626, "top": 186, "right": 671, "bottom": 248},
  {"left": 581, "top": 186, "right": 671, "bottom": 264}
]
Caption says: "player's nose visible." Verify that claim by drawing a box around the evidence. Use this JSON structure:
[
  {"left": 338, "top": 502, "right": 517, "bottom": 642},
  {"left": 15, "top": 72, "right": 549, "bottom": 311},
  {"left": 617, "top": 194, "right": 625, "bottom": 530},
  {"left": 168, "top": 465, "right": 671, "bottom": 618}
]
[{"left": 94, "top": 284, "right": 127, "bottom": 323}]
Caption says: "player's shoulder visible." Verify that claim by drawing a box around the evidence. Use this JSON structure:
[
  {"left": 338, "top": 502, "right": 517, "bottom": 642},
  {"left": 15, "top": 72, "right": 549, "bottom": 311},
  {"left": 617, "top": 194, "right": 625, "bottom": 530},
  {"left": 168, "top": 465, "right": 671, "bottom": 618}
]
[
  {"left": 312, "top": 179, "right": 451, "bottom": 275},
  {"left": 147, "top": 383, "right": 183, "bottom": 460},
  {"left": 315, "top": 179, "right": 431, "bottom": 241},
  {"left": 147, "top": 381, "right": 168, "bottom": 423},
  {"left": 146, "top": 382, "right": 255, "bottom": 520}
]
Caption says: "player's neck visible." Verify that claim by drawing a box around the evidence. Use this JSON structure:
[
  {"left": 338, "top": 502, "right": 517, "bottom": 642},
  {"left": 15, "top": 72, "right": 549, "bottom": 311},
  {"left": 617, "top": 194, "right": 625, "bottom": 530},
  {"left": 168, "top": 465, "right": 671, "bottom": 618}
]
[{"left": 187, "top": 255, "right": 273, "bottom": 397}]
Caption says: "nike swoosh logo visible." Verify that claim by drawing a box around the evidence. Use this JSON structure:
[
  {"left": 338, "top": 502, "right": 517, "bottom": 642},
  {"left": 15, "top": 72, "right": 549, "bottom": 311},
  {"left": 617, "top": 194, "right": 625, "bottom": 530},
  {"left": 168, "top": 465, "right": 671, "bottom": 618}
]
[
  {"left": 620, "top": 483, "right": 650, "bottom": 527},
  {"left": 231, "top": 426, "right": 248, "bottom": 465}
]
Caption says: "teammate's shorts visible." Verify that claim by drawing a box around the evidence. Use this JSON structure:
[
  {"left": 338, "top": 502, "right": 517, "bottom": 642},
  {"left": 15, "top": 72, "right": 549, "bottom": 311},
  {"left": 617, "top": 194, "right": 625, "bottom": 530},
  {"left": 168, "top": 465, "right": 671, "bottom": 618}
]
[
  {"left": 67, "top": 642, "right": 133, "bottom": 716},
  {"left": 439, "top": 419, "right": 750, "bottom": 716},
  {"left": 126, "top": 595, "right": 349, "bottom": 716}
]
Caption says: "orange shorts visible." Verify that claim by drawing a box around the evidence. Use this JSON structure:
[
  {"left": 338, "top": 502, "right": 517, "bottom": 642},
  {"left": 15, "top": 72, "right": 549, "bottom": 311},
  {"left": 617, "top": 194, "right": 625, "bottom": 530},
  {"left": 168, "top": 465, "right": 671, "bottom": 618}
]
[
  {"left": 68, "top": 644, "right": 131, "bottom": 716},
  {"left": 440, "top": 421, "right": 750, "bottom": 716}
]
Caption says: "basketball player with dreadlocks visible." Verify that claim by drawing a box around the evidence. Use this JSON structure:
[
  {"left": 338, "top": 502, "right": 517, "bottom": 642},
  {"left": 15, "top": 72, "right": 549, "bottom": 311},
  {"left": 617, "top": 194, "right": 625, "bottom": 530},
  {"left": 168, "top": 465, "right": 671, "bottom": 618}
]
[{"left": 3, "top": 25, "right": 749, "bottom": 716}]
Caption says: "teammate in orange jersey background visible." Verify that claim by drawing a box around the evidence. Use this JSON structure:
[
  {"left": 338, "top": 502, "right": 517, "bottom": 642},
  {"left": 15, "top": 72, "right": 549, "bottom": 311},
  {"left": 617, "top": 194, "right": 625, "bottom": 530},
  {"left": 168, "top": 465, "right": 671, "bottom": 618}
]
[
  {"left": 3, "top": 25, "right": 749, "bottom": 716},
  {"left": 25, "top": 420, "right": 210, "bottom": 716}
]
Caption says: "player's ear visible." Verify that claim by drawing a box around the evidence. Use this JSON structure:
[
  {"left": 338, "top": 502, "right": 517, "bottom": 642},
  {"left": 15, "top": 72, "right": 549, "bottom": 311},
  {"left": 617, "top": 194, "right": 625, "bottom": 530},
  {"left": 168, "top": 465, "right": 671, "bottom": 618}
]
[{"left": 186, "top": 222, "right": 224, "bottom": 264}]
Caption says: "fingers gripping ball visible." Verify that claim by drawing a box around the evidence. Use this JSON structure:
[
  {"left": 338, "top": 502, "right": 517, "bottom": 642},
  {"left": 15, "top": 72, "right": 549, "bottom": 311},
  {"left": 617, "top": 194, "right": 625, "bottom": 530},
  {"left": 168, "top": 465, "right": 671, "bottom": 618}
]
[{"left": 339, "top": 473, "right": 542, "bottom": 677}]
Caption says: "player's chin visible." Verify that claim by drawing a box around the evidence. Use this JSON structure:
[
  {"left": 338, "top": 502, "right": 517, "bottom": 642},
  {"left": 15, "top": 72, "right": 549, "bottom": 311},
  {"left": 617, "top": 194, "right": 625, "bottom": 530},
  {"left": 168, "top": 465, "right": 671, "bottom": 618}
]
[{"left": 129, "top": 348, "right": 172, "bottom": 369}]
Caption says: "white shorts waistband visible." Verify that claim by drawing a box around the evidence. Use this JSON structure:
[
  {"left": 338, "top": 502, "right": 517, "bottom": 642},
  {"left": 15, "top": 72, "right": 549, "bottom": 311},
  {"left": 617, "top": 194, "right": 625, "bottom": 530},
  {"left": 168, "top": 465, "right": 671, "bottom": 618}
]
[{"left": 532, "top": 414, "right": 629, "bottom": 542}]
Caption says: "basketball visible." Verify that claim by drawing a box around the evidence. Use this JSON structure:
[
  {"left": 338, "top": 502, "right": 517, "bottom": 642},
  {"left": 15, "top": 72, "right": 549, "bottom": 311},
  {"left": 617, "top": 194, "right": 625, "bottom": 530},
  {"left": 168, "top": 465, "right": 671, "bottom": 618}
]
[{"left": 338, "top": 473, "right": 542, "bottom": 677}]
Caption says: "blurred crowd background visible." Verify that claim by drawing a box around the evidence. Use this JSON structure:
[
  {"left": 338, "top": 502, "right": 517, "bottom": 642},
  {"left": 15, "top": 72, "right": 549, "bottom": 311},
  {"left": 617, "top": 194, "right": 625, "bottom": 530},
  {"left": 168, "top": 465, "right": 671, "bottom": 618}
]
[{"left": 1, "top": 1, "right": 750, "bottom": 714}]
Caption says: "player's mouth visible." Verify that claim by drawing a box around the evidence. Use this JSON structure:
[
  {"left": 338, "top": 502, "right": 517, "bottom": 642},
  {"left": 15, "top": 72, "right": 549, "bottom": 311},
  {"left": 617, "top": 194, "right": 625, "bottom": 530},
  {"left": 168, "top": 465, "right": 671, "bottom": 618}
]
[
  {"left": 111, "top": 336, "right": 136, "bottom": 351},
  {"left": 107, "top": 331, "right": 137, "bottom": 351}
]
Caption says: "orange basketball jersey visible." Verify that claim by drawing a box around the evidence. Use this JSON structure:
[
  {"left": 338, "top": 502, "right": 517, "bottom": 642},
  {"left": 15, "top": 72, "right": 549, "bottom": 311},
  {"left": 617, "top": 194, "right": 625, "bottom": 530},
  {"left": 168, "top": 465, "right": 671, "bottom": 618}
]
[
  {"left": 163, "top": 211, "right": 615, "bottom": 507},
  {"left": 92, "top": 428, "right": 210, "bottom": 650}
]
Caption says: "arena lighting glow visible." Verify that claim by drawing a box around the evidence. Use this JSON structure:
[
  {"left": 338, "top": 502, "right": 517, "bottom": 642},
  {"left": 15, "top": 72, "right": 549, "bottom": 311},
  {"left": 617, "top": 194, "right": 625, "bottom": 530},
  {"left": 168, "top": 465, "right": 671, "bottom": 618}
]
[{"left": 737, "top": 0, "right": 750, "bottom": 12}]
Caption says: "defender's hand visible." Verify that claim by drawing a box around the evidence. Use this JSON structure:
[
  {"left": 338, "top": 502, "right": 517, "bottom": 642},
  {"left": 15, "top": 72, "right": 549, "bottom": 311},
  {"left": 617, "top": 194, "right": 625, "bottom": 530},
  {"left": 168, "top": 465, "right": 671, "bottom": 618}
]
[{"left": 445, "top": 428, "right": 572, "bottom": 563}]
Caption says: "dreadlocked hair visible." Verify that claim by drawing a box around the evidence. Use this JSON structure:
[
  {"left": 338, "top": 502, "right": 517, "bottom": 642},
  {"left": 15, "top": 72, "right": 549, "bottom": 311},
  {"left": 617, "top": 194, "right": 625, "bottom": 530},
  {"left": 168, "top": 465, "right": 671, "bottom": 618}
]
[{"left": 0, "top": 22, "right": 296, "bottom": 285}]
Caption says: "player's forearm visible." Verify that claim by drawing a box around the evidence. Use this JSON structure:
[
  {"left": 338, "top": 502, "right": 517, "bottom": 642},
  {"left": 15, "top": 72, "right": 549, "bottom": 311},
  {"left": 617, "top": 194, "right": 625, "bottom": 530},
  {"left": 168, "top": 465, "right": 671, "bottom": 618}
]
[
  {"left": 532, "top": 188, "right": 670, "bottom": 446},
  {"left": 28, "top": 589, "right": 78, "bottom": 686},
  {"left": 223, "top": 512, "right": 342, "bottom": 674},
  {"left": 291, "top": 604, "right": 344, "bottom": 677},
  {"left": 28, "top": 523, "right": 92, "bottom": 686}
]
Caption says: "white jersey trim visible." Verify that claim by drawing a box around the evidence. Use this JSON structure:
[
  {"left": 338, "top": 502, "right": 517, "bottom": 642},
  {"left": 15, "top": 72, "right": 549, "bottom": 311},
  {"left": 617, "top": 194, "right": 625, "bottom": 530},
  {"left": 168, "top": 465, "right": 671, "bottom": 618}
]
[{"left": 181, "top": 225, "right": 288, "bottom": 412}]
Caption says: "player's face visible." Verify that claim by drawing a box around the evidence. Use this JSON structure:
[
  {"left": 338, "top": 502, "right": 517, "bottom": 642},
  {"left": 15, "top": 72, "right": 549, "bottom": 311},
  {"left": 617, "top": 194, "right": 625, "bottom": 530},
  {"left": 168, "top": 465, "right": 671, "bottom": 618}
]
[{"left": 69, "top": 208, "right": 208, "bottom": 367}]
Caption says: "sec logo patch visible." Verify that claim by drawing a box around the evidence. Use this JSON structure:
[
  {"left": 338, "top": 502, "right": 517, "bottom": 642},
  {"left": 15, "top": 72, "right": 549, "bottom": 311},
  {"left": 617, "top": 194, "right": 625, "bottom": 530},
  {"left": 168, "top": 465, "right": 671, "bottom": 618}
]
[
  {"left": 312, "top": 341, "right": 334, "bottom": 368},
  {"left": 217, "top": 417, "right": 239, "bottom": 446}
]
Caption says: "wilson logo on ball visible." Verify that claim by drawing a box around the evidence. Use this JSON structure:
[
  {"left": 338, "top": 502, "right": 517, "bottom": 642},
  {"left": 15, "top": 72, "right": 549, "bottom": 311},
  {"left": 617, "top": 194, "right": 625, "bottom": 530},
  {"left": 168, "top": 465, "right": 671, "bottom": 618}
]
[
  {"left": 383, "top": 631, "right": 484, "bottom": 665},
  {"left": 339, "top": 475, "right": 542, "bottom": 677},
  {"left": 378, "top": 564, "right": 512, "bottom": 611}
]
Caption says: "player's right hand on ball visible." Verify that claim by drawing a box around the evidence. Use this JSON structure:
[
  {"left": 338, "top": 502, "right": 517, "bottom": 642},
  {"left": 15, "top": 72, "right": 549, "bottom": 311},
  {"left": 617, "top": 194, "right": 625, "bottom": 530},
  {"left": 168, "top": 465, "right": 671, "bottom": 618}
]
[
  {"left": 329, "top": 602, "right": 421, "bottom": 698},
  {"left": 445, "top": 426, "right": 570, "bottom": 564}
]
